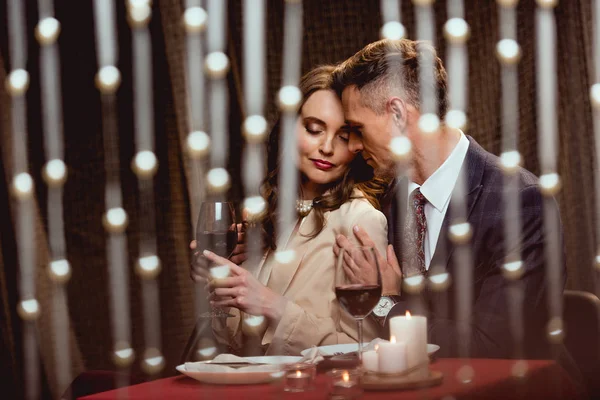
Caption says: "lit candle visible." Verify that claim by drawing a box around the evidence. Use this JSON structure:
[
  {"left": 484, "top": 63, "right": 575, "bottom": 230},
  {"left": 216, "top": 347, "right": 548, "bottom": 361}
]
[
  {"left": 377, "top": 336, "right": 407, "bottom": 374},
  {"left": 328, "top": 369, "right": 362, "bottom": 399},
  {"left": 389, "top": 312, "right": 428, "bottom": 378},
  {"left": 362, "top": 350, "right": 378, "bottom": 372},
  {"left": 284, "top": 366, "right": 315, "bottom": 392}
]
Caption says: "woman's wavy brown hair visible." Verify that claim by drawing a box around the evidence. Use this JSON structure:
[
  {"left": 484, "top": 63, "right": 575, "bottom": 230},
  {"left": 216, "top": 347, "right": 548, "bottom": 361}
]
[{"left": 261, "top": 65, "right": 389, "bottom": 250}]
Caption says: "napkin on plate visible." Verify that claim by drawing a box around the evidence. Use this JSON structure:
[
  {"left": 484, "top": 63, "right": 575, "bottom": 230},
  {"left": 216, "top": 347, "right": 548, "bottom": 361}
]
[
  {"left": 185, "top": 354, "right": 279, "bottom": 373},
  {"left": 184, "top": 350, "right": 323, "bottom": 373},
  {"left": 298, "top": 346, "right": 324, "bottom": 364}
]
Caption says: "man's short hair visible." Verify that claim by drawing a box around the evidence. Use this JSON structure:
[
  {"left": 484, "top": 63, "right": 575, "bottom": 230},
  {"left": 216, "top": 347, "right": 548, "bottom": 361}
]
[{"left": 333, "top": 39, "right": 449, "bottom": 117}]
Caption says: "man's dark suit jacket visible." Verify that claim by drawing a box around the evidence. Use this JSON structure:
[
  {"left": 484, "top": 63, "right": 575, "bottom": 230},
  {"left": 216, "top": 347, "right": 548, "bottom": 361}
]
[{"left": 382, "top": 136, "right": 566, "bottom": 360}]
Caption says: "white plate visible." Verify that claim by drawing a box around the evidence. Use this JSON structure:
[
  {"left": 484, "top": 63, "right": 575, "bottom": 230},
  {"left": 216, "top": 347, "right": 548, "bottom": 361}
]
[
  {"left": 176, "top": 356, "right": 301, "bottom": 385},
  {"left": 300, "top": 343, "right": 440, "bottom": 357}
]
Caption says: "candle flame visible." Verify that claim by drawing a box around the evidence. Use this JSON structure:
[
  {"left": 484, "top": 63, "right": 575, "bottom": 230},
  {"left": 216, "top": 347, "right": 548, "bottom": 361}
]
[
  {"left": 406, "top": 311, "right": 412, "bottom": 319},
  {"left": 296, "top": 370, "right": 302, "bottom": 378},
  {"left": 390, "top": 335, "right": 396, "bottom": 343},
  {"left": 343, "top": 372, "right": 349, "bottom": 382}
]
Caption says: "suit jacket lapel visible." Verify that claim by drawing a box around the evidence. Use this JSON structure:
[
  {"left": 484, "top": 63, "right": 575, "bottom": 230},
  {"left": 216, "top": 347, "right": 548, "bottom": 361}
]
[{"left": 429, "top": 136, "right": 486, "bottom": 274}]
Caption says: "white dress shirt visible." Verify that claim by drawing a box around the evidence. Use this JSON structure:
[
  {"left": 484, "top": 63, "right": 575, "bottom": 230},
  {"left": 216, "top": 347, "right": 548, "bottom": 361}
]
[{"left": 408, "top": 132, "right": 470, "bottom": 269}]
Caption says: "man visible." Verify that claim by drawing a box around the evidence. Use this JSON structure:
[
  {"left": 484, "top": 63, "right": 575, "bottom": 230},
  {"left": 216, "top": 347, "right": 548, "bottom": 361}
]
[{"left": 331, "top": 38, "right": 565, "bottom": 359}]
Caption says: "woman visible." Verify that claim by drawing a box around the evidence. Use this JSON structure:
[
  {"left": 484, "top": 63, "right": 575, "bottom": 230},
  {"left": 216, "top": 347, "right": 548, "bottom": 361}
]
[{"left": 202, "top": 66, "right": 390, "bottom": 356}]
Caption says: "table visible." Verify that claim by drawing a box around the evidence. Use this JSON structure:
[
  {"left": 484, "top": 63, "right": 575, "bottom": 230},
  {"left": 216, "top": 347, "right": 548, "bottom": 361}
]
[{"left": 80, "top": 358, "right": 581, "bottom": 400}]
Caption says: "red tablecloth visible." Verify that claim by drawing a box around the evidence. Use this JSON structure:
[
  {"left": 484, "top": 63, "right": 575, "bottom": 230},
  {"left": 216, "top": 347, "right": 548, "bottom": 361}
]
[{"left": 80, "top": 358, "right": 581, "bottom": 400}]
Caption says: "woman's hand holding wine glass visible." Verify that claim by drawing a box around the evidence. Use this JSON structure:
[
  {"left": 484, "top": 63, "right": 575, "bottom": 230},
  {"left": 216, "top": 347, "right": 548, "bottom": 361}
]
[
  {"left": 192, "top": 201, "right": 239, "bottom": 318},
  {"left": 202, "top": 250, "right": 288, "bottom": 324}
]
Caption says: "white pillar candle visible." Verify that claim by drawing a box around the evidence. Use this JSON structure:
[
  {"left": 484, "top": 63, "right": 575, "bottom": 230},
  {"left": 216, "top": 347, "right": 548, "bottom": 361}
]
[
  {"left": 377, "top": 336, "right": 407, "bottom": 374},
  {"left": 389, "top": 312, "right": 428, "bottom": 378},
  {"left": 362, "top": 350, "right": 379, "bottom": 372}
]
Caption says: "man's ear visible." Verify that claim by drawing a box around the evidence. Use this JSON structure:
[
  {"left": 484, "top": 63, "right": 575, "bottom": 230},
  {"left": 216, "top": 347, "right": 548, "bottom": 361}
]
[{"left": 388, "top": 98, "right": 408, "bottom": 130}]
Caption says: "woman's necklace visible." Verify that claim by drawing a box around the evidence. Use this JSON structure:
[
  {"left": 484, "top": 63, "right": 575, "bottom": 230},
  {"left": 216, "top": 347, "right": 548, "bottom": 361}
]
[{"left": 296, "top": 199, "right": 314, "bottom": 217}]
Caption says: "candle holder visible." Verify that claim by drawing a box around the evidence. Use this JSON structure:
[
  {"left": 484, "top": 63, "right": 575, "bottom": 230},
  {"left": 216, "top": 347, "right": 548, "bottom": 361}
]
[
  {"left": 283, "top": 363, "right": 316, "bottom": 392},
  {"left": 327, "top": 369, "right": 363, "bottom": 400}
]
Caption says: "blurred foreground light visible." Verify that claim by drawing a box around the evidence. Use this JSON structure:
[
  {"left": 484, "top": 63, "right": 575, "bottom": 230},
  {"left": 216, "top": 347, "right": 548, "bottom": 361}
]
[
  {"left": 274, "top": 249, "right": 295, "bottom": 264},
  {"left": 48, "top": 259, "right": 72, "bottom": 284},
  {"left": 95, "top": 66, "right": 122, "bottom": 94},
  {"left": 380, "top": 21, "right": 406, "bottom": 40},
  {"left": 132, "top": 151, "right": 158, "bottom": 179},
  {"left": 5, "top": 69, "right": 30, "bottom": 96},
  {"left": 449, "top": 222, "right": 472, "bottom": 244},
  {"left": 496, "top": 39, "right": 521, "bottom": 65},
  {"left": 456, "top": 365, "right": 474, "bottom": 384},
  {"left": 210, "top": 265, "right": 231, "bottom": 280},
  {"left": 389, "top": 136, "right": 412, "bottom": 162},
  {"left": 244, "top": 196, "right": 267, "bottom": 221},
  {"left": 103, "top": 207, "right": 129, "bottom": 234},
  {"left": 186, "top": 131, "right": 210, "bottom": 158},
  {"left": 205, "top": 52, "right": 230, "bottom": 79},
  {"left": 207, "top": 168, "right": 231, "bottom": 194},
  {"left": 445, "top": 110, "right": 468, "bottom": 131},
  {"left": 18, "top": 299, "right": 41, "bottom": 321},
  {"left": 403, "top": 274, "right": 425, "bottom": 294},
  {"left": 141, "top": 348, "right": 165, "bottom": 375},
  {"left": 35, "top": 17, "right": 61, "bottom": 45},
  {"left": 444, "top": 18, "right": 470, "bottom": 44},
  {"left": 183, "top": 7, "right": 207, "bottom": 33},
  {"left": 500, "top": 151, "right": 521, "bottom": 174},
  {"left": 43, "top": 159, "right": 68, "bottom": 187},
  {"left": 539, "top": 173, "right": 561, "bottom": 196},
  {"left": 502, "top": 260, "right": 524, "bottom": 280},
  {"left": 546, "top": 317, "right": 564, "bottom": 343},
  {"left": 113, "top": 342, "right": 135, "bottom": 368},
  {"left": 277, "top": 86, "right": 302, "bottom": 112},
  {"left": 418, "top": 113, "right": 440, "bottom": 134},
  {"left": 243, "top": 115, "right": 268, "bottom": 143},
  {"left": 428, "top": 272, "right": 450, "bottom": 291},
  {"left": 136, "top": 255, "right": 161, "bottom": 279},
  {"left": 511, "top": 360, "right": 528, "bottom": 378},
  {"left": 11, "top": 173, "right": 34, "bottom": 199}
]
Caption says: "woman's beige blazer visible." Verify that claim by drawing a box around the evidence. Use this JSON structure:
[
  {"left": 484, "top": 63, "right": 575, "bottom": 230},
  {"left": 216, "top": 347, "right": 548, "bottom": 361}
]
[{"left": 213, "top": 189, "right": 388, "bottom": 355}]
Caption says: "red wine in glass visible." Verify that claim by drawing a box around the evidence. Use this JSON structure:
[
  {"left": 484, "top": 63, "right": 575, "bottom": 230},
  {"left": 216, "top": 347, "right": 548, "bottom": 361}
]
[
  {"left": 335, "top": 246, "right": 382, "bottom": 361},
  {"left": 196, "top": 230, "right": 237, "bottom": 259},
  {"left": 335, "top": 284, "right": 382, "bottom": 319}
]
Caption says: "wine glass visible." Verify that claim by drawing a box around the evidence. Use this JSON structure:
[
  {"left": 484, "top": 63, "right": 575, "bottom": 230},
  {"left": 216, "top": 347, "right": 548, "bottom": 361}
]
[
  {"left": 195, "top": 201, "right": 238, "bottom": 318},
  {"left": 335, "top": 246, "right": 382, "bottom": 361}
]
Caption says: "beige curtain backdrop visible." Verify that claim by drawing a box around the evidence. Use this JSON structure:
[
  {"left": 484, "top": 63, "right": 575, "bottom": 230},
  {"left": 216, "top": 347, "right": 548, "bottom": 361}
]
[{"left": 0, "top": 0, "right": 597, "bottom": 397}]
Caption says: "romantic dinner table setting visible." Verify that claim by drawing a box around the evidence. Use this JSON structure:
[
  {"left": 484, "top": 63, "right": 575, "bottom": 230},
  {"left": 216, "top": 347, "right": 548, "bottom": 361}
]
[
  {"left": 78, "top": 333, "right": 582, "bottom": 400},
  {"left": 79, "top": 356, "right": 579, "bottom": 400}
]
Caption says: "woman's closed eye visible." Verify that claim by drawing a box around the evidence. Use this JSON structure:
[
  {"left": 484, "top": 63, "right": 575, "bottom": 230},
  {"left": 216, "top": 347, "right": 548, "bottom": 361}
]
[{"left": 305, "top": 123, "right": 323, "bottom": 134}]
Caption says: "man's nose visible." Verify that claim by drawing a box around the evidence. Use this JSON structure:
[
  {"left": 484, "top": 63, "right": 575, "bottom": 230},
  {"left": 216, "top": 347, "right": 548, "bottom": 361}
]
[{"left": 348, "top": 133, "right": 364, "bottom": 153}]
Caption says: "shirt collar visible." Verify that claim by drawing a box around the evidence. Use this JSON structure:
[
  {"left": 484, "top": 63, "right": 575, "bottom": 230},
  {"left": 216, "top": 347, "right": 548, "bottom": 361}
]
[{"left": 408, "top": 131, "right": 470, "bottom": 212}]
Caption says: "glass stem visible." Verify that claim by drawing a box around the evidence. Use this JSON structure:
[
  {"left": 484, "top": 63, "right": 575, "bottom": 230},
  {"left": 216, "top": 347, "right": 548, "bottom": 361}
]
[{"left": 356, "top": 318, "right": 363, "bottom": 361}]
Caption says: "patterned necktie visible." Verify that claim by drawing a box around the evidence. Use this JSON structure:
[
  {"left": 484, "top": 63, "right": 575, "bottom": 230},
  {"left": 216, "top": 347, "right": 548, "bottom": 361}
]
[{"left": 402, "top": 188, "right": 428, "bottom": 277}]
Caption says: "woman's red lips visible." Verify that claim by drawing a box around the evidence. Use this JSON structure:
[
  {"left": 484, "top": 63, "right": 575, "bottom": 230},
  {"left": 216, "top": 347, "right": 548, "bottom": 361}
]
[{"left": 311, "top": 159, "right": 335, "bottom": 170}]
